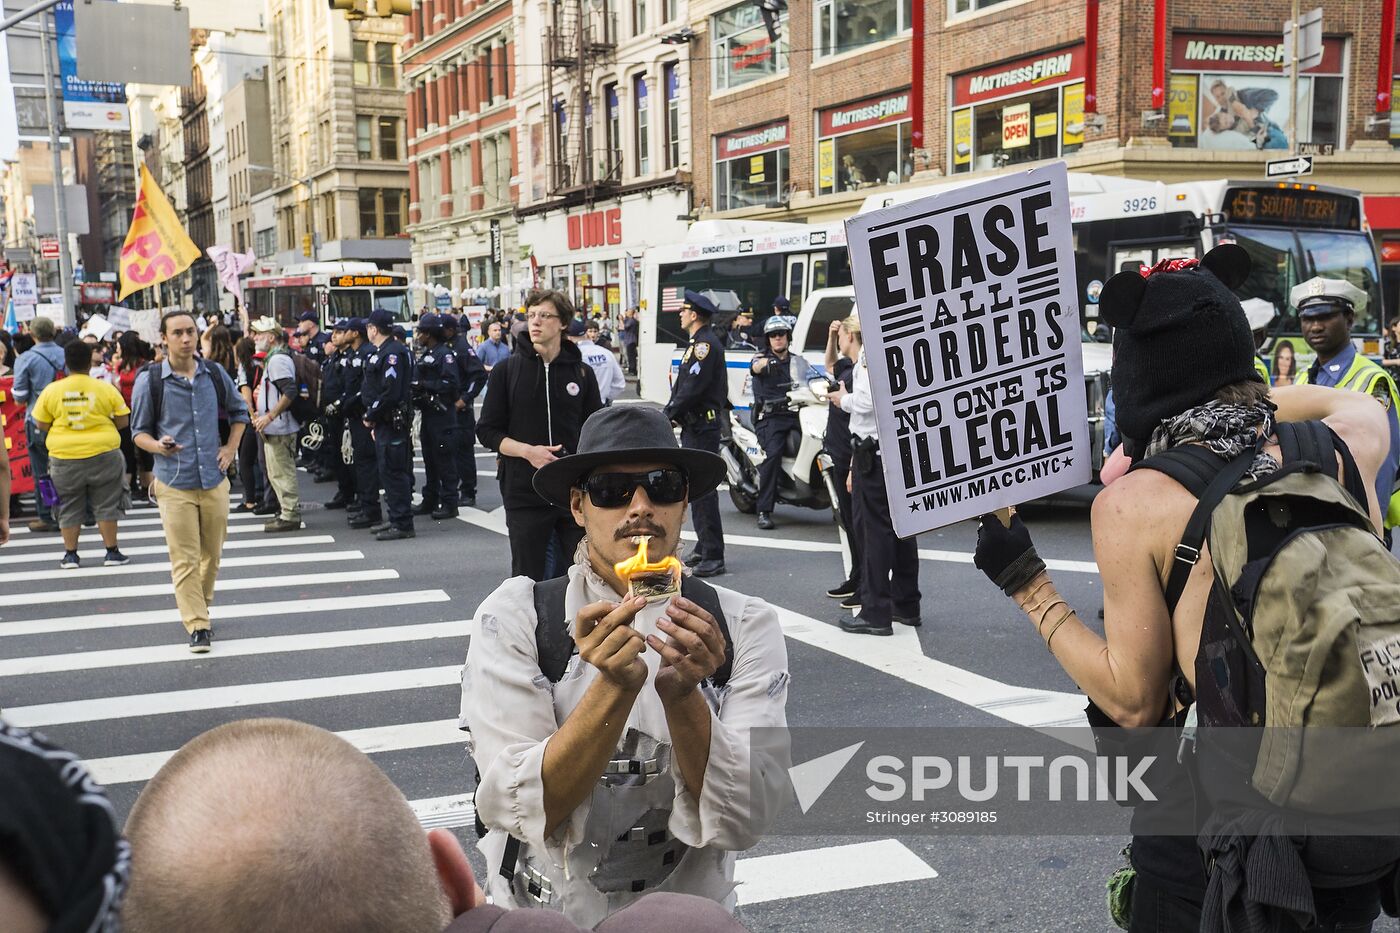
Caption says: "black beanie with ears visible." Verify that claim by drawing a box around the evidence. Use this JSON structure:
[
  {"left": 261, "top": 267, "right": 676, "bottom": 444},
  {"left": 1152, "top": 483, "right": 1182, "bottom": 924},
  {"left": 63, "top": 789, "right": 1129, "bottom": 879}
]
[{"left": 1100, "top": 244, "right": 1261, "bottom": 452}]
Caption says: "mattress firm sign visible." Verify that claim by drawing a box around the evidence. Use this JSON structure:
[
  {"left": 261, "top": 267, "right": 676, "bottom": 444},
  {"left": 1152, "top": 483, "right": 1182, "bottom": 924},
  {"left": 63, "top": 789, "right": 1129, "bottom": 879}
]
[{"left": 844, "top": 163, "right": 1090, "bottom": 535}]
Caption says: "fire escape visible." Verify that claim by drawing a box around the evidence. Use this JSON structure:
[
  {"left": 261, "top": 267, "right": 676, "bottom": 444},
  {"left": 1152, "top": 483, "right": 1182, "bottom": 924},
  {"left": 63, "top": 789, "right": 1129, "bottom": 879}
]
[{"left": 544, "top": 0, "right": 617, "bottom": 199}]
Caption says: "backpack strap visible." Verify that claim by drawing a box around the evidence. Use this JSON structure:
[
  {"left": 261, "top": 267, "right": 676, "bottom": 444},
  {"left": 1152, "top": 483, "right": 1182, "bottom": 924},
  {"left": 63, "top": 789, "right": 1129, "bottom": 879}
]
[
  {"left": 532, "top": 573, "right": 735, "bottom": 688},
  {"left": 1276, "top": 420, "right": 1368, "bottom": 511},
  {"left": 142, "top": 362, "right": 165, "bottom": 425},
  {"left": 1131, "top": 443, "right": 1229, "bottom": 498},
  {"left": 1164, "top": 449, "right": 1257, "bottom": 614}
]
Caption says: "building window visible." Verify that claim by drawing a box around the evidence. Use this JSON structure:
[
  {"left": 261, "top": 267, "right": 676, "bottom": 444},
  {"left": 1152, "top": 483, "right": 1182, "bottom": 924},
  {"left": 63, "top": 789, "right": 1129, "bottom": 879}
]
[
  {"left": 952, "top": 0, "right": 1015, "bottom": 13},
  {"left": 1167, "top": 33, "right": 1346, "bottom": 153},
  {"left": 582, "top": 91, "right": 594, "bottom": 176},
  {"left": 604, "top": 83, "right": 622, "bottom": 180},
  {"left": 950, "top": 46, "right": 1087, "bottom": 174},
  {"left": 384, "top": 191, "right": 404, "bottom": 237},
  {"left": 360, "top": 188, "right": 404, "bottom": 237},
  {"left": 663, "top": 0, "right": 678, "bottom": 23},
  {"left": 482, "top": 135, "right": 511, "bottom": 208},
  {"left": 632, "top": 0, "right": 647, "bottom": 36},
  {"left": 498, "top": 42, "right": 509, "bottom": 98},
  {"left": 553, "top": 97, "right": 570, "bottom": 188},
  {"left": 712, "top": 2, "right": 787, "bottom": 91},
  {"left": 664, "top": 62, "right": 680, "bottom": 169},
  {"left": 321, "top": 192, "right": 337, "bottom": 241},
  {"left": 356, "top": 115, "right": 373, "bottom": 160},
  {"left": 816, "top": 91, "right": 913, "bottom": 194},
  {"left": 713, "top": 120, "right": 789, "bottom": 210},
  {"left": 256, "top": 227, "right": 276, "bottom": 257},
  {"left": 378, "top": 116, "right": 401, "bottom": 160},
  {"left": 815, "top": 0, "right": 912, "bottom": 59},
  {"left": 633, "top": 74, "right": 650, "bottom": 175},
  {"left": 376, "top": 42, "right": 396, "bottom": 88},
  {"left": 484, "top": 45, "right": 495, "bottom": 104}
]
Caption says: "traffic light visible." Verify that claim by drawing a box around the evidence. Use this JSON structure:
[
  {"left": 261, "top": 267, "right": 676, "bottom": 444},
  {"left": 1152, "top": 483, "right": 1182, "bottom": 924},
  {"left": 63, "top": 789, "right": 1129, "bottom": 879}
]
[
  {"left": 328, "top": 0, "right": 409, "bottom": 18},
  {"left": 328, "top": 0, "right": 368, "bottom": 19},
  {"left": 302, "top": 234, "right": 313, "bottom": 257},
  {"left": 372, "top": 0, "right": 411, "bottom": 14}
]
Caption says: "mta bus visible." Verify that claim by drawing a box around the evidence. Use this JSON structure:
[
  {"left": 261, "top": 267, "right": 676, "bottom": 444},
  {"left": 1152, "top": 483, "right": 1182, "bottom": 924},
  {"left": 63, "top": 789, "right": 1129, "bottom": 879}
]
[{"left": 245, "top": 262, "right": 411, "bottom": 330}]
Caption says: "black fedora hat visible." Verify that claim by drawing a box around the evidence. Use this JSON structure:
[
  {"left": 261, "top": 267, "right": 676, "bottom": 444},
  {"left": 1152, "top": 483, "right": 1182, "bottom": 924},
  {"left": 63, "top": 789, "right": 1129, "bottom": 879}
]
[{"left": 533, "top": 406, "right": 727, "bottom": 508}]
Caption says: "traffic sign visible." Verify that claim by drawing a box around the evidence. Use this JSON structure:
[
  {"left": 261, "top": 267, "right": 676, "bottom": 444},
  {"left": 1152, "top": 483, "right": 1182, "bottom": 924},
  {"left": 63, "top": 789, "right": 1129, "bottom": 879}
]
[
  {"left": 1297, "top": 142, "right": 1334, "bottom": 157},
  {"left": 1265, "top": 156, "right": 1313, "bottom": 178},
  {"left": 39, "top": 237, "right": 61, "bottom": 260}
]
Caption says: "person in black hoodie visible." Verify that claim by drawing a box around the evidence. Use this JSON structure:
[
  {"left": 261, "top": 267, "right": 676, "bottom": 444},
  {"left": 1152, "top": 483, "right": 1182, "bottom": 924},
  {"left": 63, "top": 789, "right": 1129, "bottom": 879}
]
[{"left": 477, "top": 288, "right": 603, "bottom": 581}]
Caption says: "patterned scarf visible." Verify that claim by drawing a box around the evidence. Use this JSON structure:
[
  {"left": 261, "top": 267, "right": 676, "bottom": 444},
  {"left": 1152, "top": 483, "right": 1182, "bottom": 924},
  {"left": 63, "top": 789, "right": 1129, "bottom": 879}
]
[{"left": 1144, "top": 400, "right": 1280, "bottom": 482}]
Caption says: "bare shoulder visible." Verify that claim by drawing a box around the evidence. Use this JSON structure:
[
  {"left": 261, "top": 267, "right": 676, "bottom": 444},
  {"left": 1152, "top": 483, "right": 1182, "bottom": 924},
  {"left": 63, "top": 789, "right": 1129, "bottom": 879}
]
[{"left": 1091, "top": 468, "right": 1198, "bottom": 565}]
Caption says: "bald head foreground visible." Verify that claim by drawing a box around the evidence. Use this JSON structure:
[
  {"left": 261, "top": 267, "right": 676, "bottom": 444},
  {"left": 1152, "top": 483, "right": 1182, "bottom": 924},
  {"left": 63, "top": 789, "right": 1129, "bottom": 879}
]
[{"left": 123, "top": 718, "right": 478, "bottom": 933}]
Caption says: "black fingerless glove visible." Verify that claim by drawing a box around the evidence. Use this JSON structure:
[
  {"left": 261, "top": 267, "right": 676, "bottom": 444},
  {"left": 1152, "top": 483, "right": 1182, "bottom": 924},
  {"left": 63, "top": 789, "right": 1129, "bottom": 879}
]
[{"left": 973, "top": 513, "right": 1047, "bottom": 597}]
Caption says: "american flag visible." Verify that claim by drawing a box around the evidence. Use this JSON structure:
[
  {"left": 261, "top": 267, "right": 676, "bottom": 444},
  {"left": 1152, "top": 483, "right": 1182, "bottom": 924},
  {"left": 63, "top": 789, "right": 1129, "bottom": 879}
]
[{"left": 660, "top": 286, "right": 686, "bottom": 314}]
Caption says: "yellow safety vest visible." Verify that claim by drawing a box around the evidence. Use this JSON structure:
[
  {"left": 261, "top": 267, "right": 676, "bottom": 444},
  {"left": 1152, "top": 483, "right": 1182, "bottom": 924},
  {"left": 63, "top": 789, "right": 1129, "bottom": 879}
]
[
  {"left": 1296, "top": 352, "right": 1400, "bottom": 527},
  {"left": 1254, "top": 356, "right": 1270, "bottom": 385}
]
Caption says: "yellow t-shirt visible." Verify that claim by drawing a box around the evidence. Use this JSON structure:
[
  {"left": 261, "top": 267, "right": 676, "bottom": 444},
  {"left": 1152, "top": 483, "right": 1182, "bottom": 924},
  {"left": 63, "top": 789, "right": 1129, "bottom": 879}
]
[{"left": 32, "top": 374, "right": 130, "bottom": 460}]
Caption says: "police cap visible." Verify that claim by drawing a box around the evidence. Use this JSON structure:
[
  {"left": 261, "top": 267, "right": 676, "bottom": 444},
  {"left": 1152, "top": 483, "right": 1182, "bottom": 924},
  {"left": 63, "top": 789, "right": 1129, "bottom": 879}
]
[
  {"left": 366, "top": 308, "right": 396, "bottom": 332},
  {"left": 297, "top": 310, "right": 319, "bottom": 323},
  {"left": 418, "top": 312, "right": 446, "bottom": 334},
  {"left": 346, "top": 317, "right": 368, "bottom": 336},
  {"left": 439, "top": 313, "right": 460, "bottom": 330},
  {"left": 331, "top": 318, "right": 352, "bottom": 332},
  {"left": 772, "top": 296, "right": 791, "bottom": 312},
  {"left": 682, "top": 289, "right": 718, "bottom": 317},
  {"left": 1290, "top": 276, "right": 1369, "bottom": 318},
  {"left": 566, "top": 319, "right": 587, "bottom": 337}
]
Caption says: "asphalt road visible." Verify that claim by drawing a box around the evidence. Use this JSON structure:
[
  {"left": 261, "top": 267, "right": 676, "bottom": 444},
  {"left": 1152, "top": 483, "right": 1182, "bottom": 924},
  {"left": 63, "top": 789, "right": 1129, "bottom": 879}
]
[{"left": 9, "top": 400, "right": 1384, "bottom": 931}]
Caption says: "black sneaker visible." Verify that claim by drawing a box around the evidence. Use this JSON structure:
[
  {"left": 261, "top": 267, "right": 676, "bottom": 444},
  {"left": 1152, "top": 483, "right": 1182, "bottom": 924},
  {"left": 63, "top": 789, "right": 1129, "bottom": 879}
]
[
  {"left": 324, "top": 494, "right": 350, "bottom": 510},
  {"left": 103, "top": 548, "right": 130, "bottom": 566},
  {"left": 893, "top": 615, "right": 922, "bottom": 628},
  {"left": 757, "top": 512, "right": 775, "bottom": 530},
  {"left": 826, "top": 580, "right": 858, "bottom": 600},
  {"left": 693, "top": 559, "right": 726, "bottom": 578},
  {"left": 683, "top": 551, "right": 705, "bottom": 569},
  {"left": 839, "top": 595, "right": 861, "bottom": 612},
  {"left": 431, "top": 506, "right": 458, "bottom": 520},
  {"left": 59, "top": 550, "right": 80, "bottom": 570},
  {"left": 460, "top": 495, "right": 477, "bottom": 508},
  {"left": 253, "top": 502, "right": 278, "bottom": 516},
  {"left": 839, "top": 617, "right": 893, "bottom": 636},
  {"left": 348, "top": 514, "right": 382, "bottom": 529},
  {"left": 375, "top": 526, "right": 416, "bottom": 540},
  {"left": 188, "top": 628, "right": 212, "bottom": 653},
  {"left": 369, "top": 521, "right": 393, "bottom": 534},
  {"left": 412, "top": 500, "right": 437, "bottom": 516}
]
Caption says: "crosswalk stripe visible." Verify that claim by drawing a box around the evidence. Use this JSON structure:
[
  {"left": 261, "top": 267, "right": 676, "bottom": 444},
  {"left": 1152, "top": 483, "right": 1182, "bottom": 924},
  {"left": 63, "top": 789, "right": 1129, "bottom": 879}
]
[
  {"left": 0, "top": 586, "right": 441, "bottom": 637},
  {"left": 0, "top": 523, "right": 265, "bottom": 550},
  {"left": 733, "top": 840, "right": 937, "bottom": 905},
  {"left": 0, "top": 535, "right": 338, "bottom": 566},
  {"left": 410, "top": 793, "right": 477, "bottom": 830},
  {"left": 85, "top": 718, "right": 465, "bottom": 785},
  {"left": 0, "top": 568, "right": 395, "bottom": 609},
  {"left": 0, "top": 620, "right": 470, "bottom": 677},
  {"left": 7, "top": 510, "right": 263, "bottom": 535},
  {"left": 0, "top": 549, "right": 364, "bottom": 587},
  {"left": 4, "top": 665, "right": 463, "bottom": 727}
]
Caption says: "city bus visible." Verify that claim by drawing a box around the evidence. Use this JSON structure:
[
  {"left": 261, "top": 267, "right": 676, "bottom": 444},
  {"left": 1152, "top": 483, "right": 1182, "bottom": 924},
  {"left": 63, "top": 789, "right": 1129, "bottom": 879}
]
[{"left": 245, "top": 262, "right": 411, "bottom": 329}]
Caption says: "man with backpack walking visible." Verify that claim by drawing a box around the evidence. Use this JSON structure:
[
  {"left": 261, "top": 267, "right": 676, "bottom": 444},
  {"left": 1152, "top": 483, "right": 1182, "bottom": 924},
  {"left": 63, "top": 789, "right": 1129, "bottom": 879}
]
[
  {"left": 250, "top": 317, "right": 303, "bottom": 533},
  {"left": 459, "top": 405, "right": 791, "bottom": 927},
  {"left": 132, "top": 310, "right": 249, "bottom": 653},
  {"left": 11, "top": 316, "right": 67, "bottom": 532},
  {"left": 973, "top": 247, "right": 1398, "bottom": 932}
]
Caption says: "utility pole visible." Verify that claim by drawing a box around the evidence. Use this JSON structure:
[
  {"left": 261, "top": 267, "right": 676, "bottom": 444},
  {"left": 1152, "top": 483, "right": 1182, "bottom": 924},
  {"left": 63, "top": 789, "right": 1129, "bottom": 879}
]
[
  {"left": 37, "top": 7, "right": 75, "bottom": 324},
  {"left": 1287, "top": 0, "right": 1300, "bottom": 155}
]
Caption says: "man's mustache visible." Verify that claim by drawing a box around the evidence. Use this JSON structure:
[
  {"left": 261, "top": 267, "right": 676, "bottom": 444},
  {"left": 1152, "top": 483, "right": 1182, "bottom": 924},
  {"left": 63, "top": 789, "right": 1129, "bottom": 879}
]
[{"left": 615, "top": 523, "right": 665, "bottom": 541}]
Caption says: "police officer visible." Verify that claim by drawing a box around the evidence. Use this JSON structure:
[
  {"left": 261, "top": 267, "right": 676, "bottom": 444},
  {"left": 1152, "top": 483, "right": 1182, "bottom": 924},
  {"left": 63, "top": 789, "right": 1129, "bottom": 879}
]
[
  {"left": 342, "top": 319, "right": 385, "bottom": 530},
  {"left": 320, "top": 319, "right": 357, "bottom": 510},
  {"left": 411, "top": 312, "right": 460, "bottom": 520},
  {"left": 749, "top": 314, "right": 813, "bottom": 530},
  {"left": 359, "top": 309, "right": 416, "bottom": 540},
  {"left": 296, "top": 310, "right": 331, "bottom": 364},
  {"left": 1291, "top": 276, "right": 1400, "bottom": 536},
  {"left": 440, "top": 313, "right": 487, "bottom": 508},
  {"left": 662, "top": 289, "right": 728, "bottom": 577}
]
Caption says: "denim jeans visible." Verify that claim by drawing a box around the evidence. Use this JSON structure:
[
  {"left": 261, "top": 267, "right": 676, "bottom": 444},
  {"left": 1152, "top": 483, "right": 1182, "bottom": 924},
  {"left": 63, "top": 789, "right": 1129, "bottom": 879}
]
[{"left": 25, "top": 419, "right": 52, "bottom": 522}]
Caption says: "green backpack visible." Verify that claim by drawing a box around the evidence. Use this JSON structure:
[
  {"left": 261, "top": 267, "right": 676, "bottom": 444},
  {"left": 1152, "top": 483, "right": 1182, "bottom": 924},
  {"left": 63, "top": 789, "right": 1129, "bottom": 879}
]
[{"left": 1137, "top": 420, "right": 1400, "bottom": 812}]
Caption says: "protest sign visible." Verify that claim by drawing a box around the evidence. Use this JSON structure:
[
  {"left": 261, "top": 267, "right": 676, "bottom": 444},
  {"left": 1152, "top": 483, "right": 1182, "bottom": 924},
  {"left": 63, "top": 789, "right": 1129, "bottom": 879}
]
[
  {"left": 13, "top": 303, "right": 36, "bottom": 323},
  {"left": 11, "top": 274, "right": 37, "bottom": 304},
  {"left": 106, "top": 306, "right": 132, "bottom": 331},
  {"left": 844, "top": 163, "right": 1090, "bottom": 536}
]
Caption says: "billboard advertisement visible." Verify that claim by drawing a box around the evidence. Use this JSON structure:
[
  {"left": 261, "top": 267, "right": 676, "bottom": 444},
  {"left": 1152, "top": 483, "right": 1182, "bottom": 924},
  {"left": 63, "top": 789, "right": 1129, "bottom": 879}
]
[{"left": 55, "top": 0, "right": 129, "bottom": 131}]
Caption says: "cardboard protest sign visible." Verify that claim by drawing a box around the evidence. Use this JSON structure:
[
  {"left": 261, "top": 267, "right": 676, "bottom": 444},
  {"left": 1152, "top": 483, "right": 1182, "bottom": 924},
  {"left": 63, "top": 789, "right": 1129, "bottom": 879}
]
[{"left": 844, "top": 163, "right": 1090, "bottom": 536}]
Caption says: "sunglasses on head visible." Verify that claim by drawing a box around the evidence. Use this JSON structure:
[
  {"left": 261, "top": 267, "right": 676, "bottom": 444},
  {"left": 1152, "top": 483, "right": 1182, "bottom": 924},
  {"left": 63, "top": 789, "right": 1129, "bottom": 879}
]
[{"left": 580, "top": 468, "right": 689, "bottom": 509}]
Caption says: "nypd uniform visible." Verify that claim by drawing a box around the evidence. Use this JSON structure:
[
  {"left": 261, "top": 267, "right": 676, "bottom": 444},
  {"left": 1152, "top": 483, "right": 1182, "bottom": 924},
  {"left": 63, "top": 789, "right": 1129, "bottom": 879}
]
[
  {"left": 444, "top": 316, "right": 487, "bottom": 506},
  {"left": 320, "top": 321, "right": 356, "bottom": 506},
  {"left": 749, "top": 318, "right": 813, "bottom": 519},
  {"left": 412, "top": 313, "right": 461, "bottom": 516},
  {"left": 361, "top": 311, "right": 417, "bottom": 533},
  {"left": 662, "top": 290, "right": 728, "bottom": 569},
  {"left": 345, "top": 327, "right": 383, "bottom": 524},
  {"left": 1290, "top": 276, "right": 1400, "bottom": 530}
]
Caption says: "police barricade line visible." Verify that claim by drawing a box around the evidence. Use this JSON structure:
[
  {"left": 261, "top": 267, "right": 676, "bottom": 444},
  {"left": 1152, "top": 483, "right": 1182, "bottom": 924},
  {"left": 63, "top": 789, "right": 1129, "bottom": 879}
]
[
  {"left": 0, "top": 549, "right": 365, "bottom": 587},
  {"left": 773, "top": 606, "right": 1088, "bottom": 731},
  {"left": 0, "top": 568, "right": 394, "bottom": 611},
  {"left": 0, "top": 534, "right": 338, "bottom": 566},
  {"left": 0, "top": 522, "right": 266, "bottom": 550},
  {"left": 85, "top": 717, "right": 466, "bottom": 786},
  {"left": 6, "top": 509, "right": 264, "bottom": 536},
  {"left": 0, "top": 620, "right": 471, "bottom": 677},
  {"left": 732, "top": 839, "right": 938, "bottom": 906},
  {"left": 0, "top": 583, "right": 435, "bottom": 636},
  {"left": 2, "top": 663, "right": 464, "bottom": 728}
]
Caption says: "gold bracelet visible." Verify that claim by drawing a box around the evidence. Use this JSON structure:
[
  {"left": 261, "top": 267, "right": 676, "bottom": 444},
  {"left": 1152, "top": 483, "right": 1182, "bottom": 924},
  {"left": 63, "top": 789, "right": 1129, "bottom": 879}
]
[
  {"left": 1021, "top": 586, "right": 1060, "bottom": 623},
  {"left": 1034, "top": 599, "right": 1067, "bottom": 635},
  {"left": 1043, "top": 607, "right": 1075, "bottom": 651},
  {"left": 1016, "top": 577, "right": 1055, "bottom": 611}
]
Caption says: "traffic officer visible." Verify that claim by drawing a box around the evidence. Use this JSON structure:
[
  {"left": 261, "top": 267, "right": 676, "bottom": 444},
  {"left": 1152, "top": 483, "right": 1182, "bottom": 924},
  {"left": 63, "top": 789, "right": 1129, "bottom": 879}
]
[
  {"left": 411, "top": 312, "right": 460, "bottom": 520},
  {"left": 320, "top": 319, "right": 356, "bottom": 510},
  {"left": 441, "top": 313, "right": 487, "bottom": 508},
  {"left": 296, "top": 310, "right": 331, "bottom": 364},
  {"left": 749, "top": 314, "right": 813, "bottom": 530},
  {"left": 1291, "top": 276, "right": 1400, "bottom": 536},
  {"left": 770, "top": 296, "right": 791, "bottom": 325},
  {"left": 359, "top": 308, "right": 416, "bottom": 540},
  {"left": 1241, "top": 297, "right": 1276, "bottom": 384},
  {"left": 662, "top": 289, "right": 728, "bottom": 577}
]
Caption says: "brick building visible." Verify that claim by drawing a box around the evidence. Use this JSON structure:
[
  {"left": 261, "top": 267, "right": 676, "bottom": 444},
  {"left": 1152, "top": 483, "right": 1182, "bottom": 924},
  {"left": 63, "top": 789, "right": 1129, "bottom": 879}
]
[{"left": 404, "top": 0, "right": 520, "bottom": 317}]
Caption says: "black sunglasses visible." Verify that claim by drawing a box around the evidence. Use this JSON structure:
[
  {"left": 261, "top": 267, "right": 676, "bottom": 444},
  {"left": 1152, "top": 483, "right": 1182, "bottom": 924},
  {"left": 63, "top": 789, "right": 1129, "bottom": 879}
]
[{"left": 580, "top": 468, "right": 689, "bottom": 509}]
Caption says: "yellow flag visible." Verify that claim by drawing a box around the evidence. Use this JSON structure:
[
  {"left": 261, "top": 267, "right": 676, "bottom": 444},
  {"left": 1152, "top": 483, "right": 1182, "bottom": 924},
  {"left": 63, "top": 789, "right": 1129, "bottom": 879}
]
[{"left": 118, "top": 164, "right": 200, "bottom": 301}]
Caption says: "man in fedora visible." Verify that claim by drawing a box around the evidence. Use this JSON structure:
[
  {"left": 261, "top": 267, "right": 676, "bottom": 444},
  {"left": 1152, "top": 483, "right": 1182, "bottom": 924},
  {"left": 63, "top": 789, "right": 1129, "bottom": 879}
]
[{"left": 459, "top": 405, "right": 791, "bottom": 928}]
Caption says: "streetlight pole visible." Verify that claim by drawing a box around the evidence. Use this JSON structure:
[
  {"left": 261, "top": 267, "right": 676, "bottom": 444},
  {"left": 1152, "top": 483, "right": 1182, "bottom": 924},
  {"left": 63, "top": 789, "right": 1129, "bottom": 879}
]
[{"left": 37, "top": 8, "right": 76, "bottom": 324}]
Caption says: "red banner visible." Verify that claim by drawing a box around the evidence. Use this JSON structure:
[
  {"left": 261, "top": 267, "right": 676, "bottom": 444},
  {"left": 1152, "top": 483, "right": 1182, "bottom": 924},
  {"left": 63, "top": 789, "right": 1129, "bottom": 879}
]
[
  {"left": 715, "top": 120, "right": 789, "bottom": 160},
  {"left": 952, "top": 44, "right": 1086, "bottom": 106},
  {"left": 0, "top": 375, "right": 34, "bottom": 495},
  {"left": 1172, "top": 32, "right": 1345, "bottom": 75},
  {"left": 818, "top": 90, "right": 910, "bottom": 137}
]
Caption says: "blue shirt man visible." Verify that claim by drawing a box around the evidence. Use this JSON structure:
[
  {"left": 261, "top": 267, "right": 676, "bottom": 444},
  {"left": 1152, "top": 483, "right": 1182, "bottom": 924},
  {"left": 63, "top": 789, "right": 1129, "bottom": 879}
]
[
  {"left": 477, "top": 322, "right": 511, "bottom": 370},
  {"left": 130, "top": 358, "right": 250, "bottom": 491}
]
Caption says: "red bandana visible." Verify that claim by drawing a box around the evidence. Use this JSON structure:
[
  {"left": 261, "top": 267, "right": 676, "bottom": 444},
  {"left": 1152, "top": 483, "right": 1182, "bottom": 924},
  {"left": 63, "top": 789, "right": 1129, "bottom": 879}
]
[{"left": 1139, "top": 257, "right": 1200, "bottom": 278}]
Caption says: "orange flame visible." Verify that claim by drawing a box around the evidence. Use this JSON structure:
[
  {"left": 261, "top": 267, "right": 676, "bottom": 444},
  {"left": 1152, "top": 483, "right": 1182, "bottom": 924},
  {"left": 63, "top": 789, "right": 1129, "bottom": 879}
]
[{"left": 614, "top": 536, "right": 682, "bottom": 582}]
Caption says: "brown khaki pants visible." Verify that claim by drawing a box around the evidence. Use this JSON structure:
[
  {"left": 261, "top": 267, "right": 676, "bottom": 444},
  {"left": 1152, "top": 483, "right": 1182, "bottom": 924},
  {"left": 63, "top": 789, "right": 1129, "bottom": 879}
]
[{"left": 152, "top": 477, "right": 230, "bottom": 634}]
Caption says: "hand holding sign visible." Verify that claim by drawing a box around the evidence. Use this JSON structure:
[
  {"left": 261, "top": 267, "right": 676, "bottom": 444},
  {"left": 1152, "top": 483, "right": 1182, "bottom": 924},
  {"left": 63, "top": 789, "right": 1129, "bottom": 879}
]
[{"left": 843, "top": 163, "right": 1090, "bottom": 536}]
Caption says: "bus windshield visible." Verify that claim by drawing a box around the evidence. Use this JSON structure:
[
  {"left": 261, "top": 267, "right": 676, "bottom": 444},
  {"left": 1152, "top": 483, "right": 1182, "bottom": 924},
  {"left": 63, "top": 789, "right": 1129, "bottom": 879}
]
[
  {"left": 329, "top": 289, "right": 372, "bottom": 318},
  {"left": 1232, "top": 226, "right": 1381, "bottom": 335},
  {"left": 372, "top": 289, "right": 409, "bottom": 317}
]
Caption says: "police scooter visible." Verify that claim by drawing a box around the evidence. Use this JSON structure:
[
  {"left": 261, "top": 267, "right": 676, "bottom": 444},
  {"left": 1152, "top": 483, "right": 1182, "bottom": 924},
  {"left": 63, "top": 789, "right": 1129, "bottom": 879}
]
[{"left": 721, "top": 376, "right": 841, "bottom": 518}]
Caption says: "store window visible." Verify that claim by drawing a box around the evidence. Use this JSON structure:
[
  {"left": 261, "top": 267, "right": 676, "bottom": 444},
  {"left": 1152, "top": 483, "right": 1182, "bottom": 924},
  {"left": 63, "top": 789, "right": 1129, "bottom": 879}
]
[
  {"left": 712, "top": 2, "right": 788, "bottom": 91},
  {"left": 816, "top": 91, "right": 912, "bottom": 195},
  {"left": 1167, "top": 34, "right": 1347, "bottom": 152},
  {"left": 664, "top": 63, "right": 680, "bottom": 169},
  {"left": 605, "top": 258, "right": 621, "bottom": 318},
  {"left": 714, "top": 120, "right": 789, "bottom": 211},
  {"left": 951, "top": 0, "right": 1015, "bottom": 13},
  {"left": 949, "top": 46, "right": 1086, "bottom": 174},
  {"left": 634, "top": 74, "right": 650, "bottom": 176},
  {"left": 815, "top": 0, "right": 912, "bottom": 59}
]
